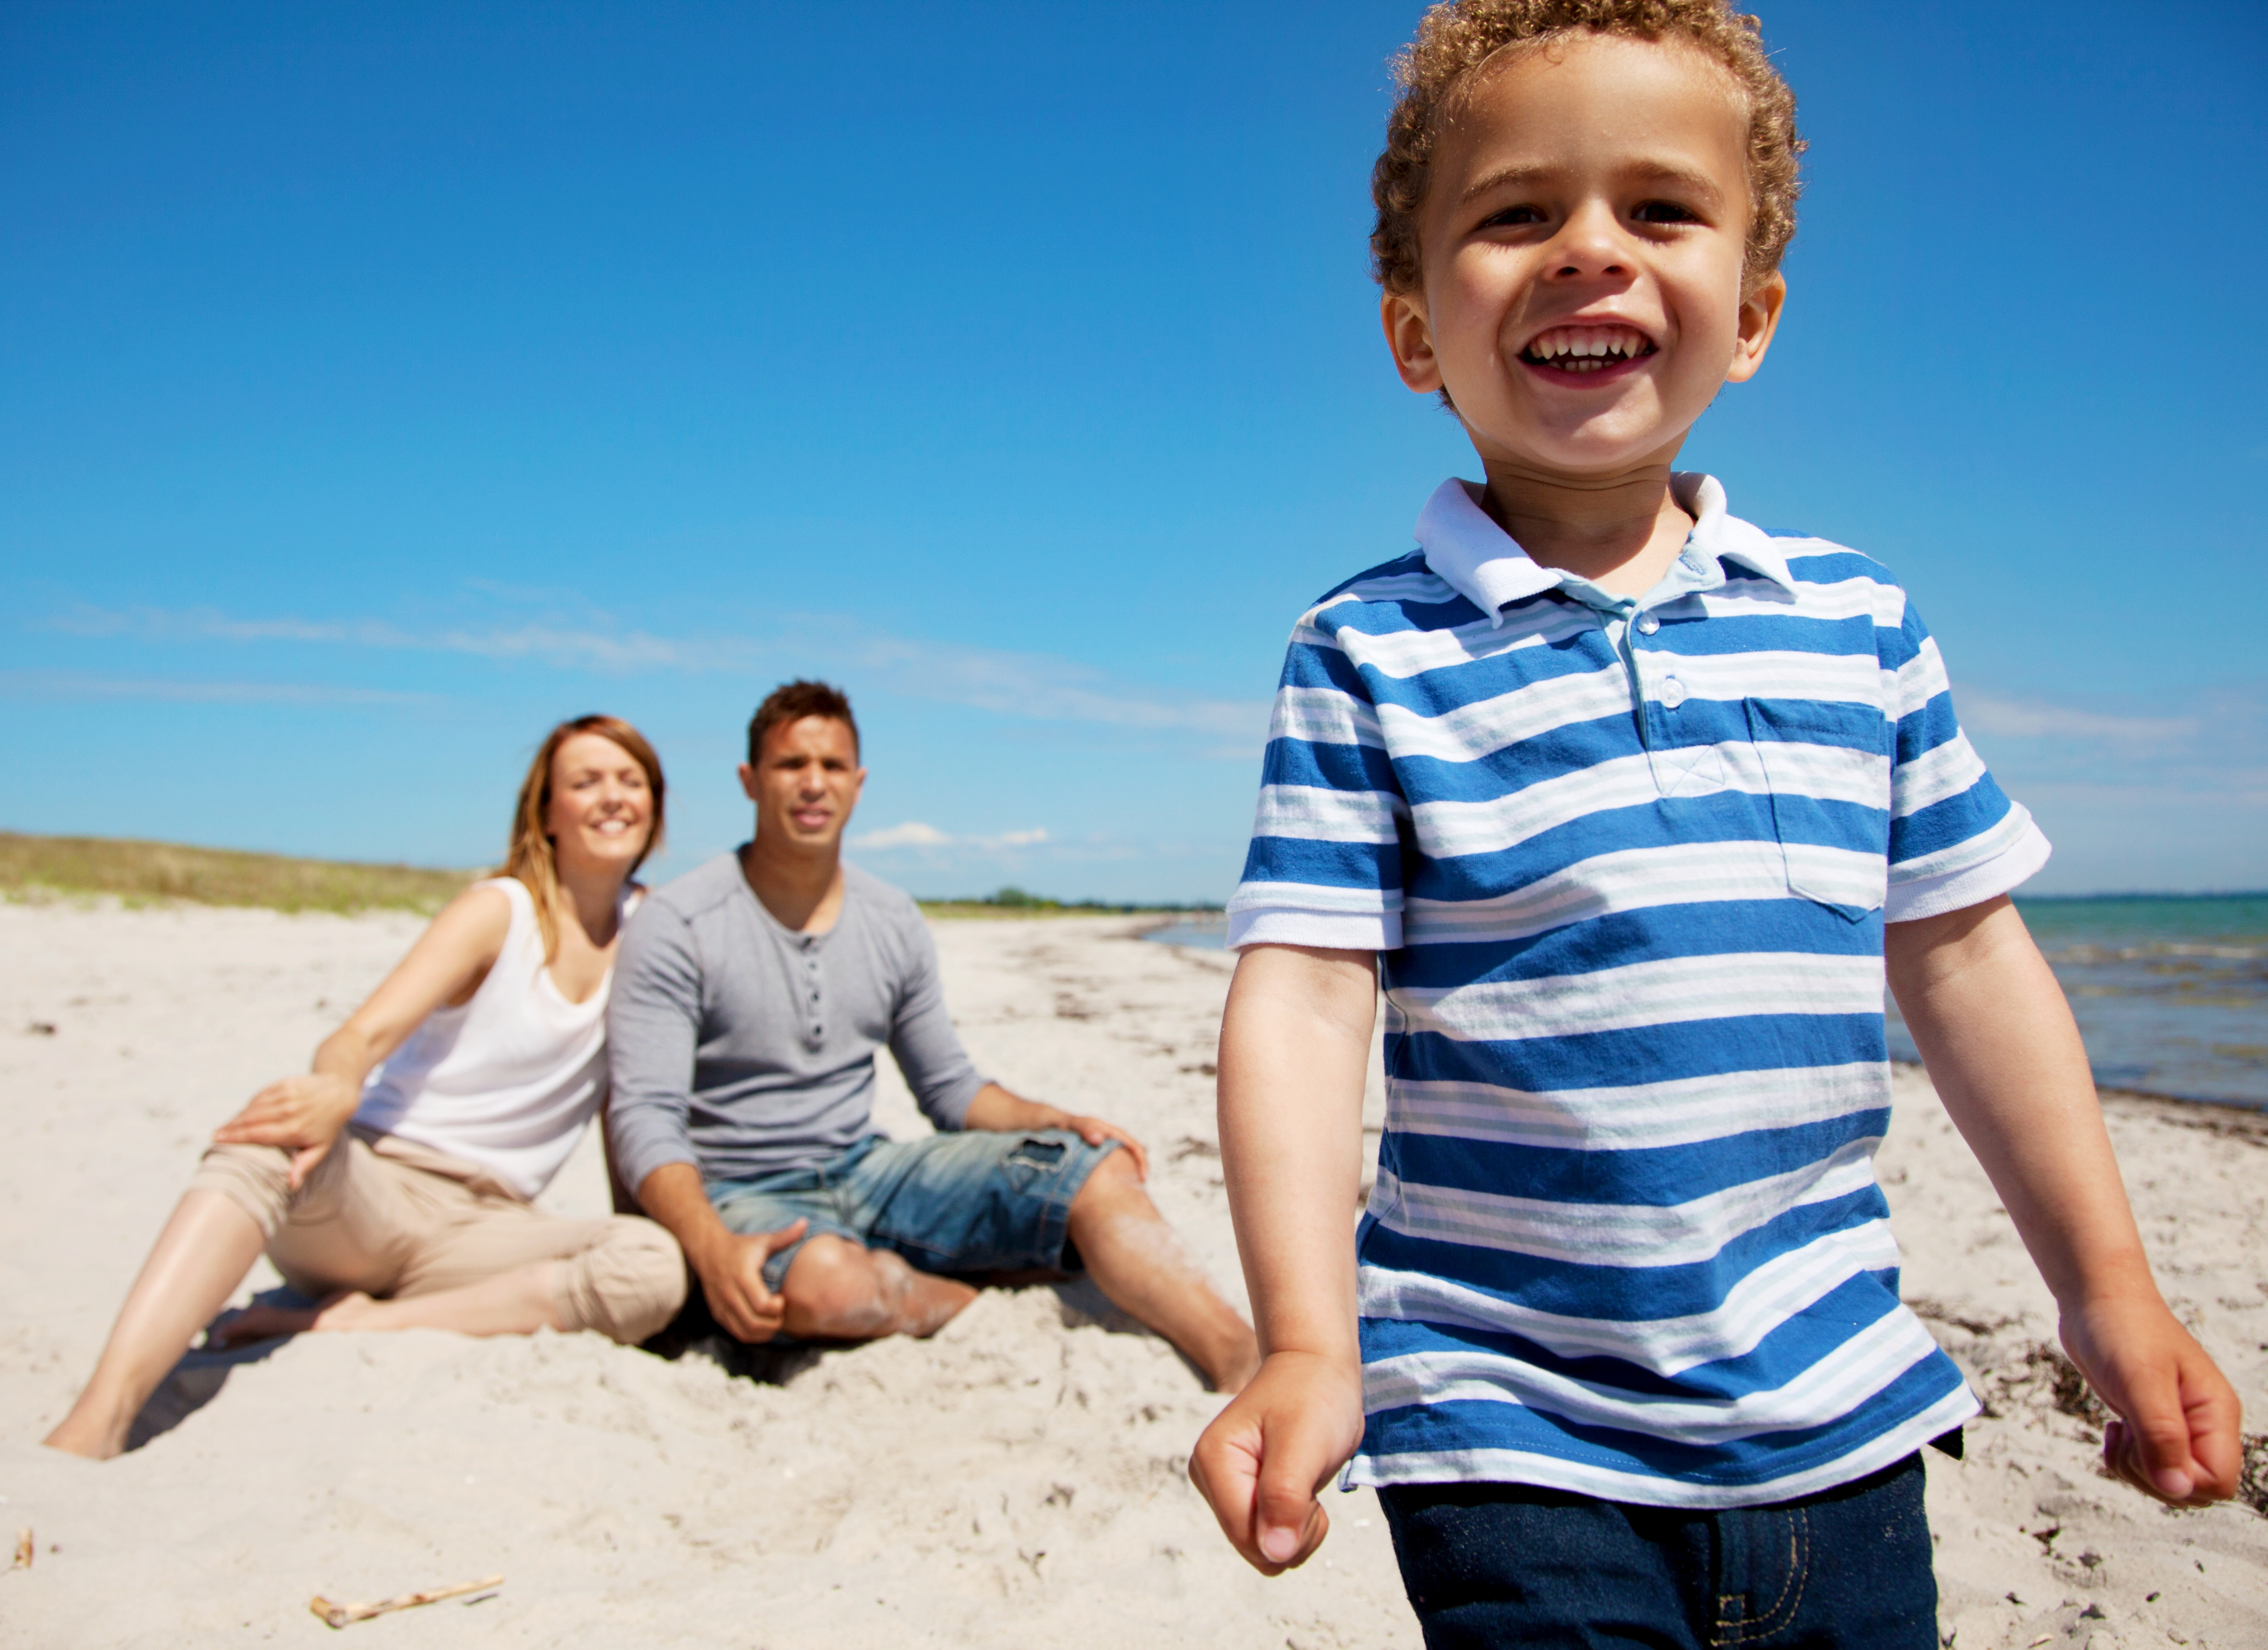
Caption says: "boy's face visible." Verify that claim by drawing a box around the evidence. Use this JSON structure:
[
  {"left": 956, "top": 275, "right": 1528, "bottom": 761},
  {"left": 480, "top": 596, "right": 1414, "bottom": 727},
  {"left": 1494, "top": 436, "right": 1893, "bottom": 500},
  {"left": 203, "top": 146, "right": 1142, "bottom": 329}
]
[{"left": 1384, "top": 33, "right": 1785, "bottom": 479}]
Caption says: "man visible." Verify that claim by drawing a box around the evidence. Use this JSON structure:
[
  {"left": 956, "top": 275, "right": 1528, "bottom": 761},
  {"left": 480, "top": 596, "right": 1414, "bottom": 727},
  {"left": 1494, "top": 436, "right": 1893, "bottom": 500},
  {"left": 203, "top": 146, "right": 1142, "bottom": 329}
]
[{"left": 607, "top": 680, "right": 1260, "bottom": 1391}]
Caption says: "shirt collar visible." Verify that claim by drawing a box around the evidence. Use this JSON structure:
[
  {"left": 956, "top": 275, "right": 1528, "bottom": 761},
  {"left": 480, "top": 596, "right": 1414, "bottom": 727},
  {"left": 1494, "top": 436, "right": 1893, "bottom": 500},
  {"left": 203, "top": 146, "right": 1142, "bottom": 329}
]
[{"left": 1414, "top": 472, "right": 1798, "bottom": 626}]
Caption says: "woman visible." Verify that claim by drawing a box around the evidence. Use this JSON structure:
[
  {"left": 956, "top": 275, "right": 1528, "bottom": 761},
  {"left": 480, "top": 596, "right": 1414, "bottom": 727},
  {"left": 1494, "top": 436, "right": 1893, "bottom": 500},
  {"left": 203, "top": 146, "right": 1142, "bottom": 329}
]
[{"left": 45, "top": 714, "right": 687, "bottom": 1460}]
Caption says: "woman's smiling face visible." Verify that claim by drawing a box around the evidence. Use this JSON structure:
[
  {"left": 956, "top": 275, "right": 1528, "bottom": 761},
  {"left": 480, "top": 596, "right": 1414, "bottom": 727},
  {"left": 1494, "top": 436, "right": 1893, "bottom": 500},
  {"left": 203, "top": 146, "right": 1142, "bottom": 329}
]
[
  {"left": 546, "top": 732, "right": 653, "bottom": 875},
  {"left": 1383, "top": 31, "right": 1784, "bottom": 479}
]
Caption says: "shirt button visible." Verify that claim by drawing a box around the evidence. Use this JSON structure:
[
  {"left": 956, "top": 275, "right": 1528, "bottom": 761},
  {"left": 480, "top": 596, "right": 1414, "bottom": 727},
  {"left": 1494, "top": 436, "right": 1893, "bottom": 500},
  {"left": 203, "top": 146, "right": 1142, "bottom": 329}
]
[
  {"left": 1660, "top": 676, "right": 1688, "bottom": 707},
  {"left": 1637, "top": 615, "right": 1660, "bottom": 635}
]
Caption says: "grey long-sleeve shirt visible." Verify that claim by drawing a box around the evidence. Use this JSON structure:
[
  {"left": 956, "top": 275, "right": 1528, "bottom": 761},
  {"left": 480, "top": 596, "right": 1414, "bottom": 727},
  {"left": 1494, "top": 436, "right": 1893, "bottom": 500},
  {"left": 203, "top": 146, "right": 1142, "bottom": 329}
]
[{"left": 606, "top": 853, "right": 986, "bottom": 1190}]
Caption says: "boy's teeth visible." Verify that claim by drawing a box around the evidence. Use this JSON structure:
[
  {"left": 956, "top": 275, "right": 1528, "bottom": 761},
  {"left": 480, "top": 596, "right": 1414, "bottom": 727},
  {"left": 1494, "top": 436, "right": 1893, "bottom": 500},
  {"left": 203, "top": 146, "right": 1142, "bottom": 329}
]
[{"left": 1523, "top": 326, "right": 1650, "bottom": 367}]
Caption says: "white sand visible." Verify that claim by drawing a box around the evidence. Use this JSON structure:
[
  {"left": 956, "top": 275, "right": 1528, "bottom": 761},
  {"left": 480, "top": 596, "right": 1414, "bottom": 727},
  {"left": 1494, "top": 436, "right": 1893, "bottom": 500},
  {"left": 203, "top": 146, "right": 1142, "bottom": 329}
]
[{"left": 0, "top": 900, "right": 2260, "bottom": 1647}]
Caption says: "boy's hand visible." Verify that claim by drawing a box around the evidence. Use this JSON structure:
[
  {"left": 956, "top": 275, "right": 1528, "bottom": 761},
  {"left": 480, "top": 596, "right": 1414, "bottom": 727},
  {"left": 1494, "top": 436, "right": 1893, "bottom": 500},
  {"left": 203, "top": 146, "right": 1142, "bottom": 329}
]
[
  {"left": 2061, "top": 1291, "right": 2243, "bottom": 1507},
  {"left": 1189, "top": 1350, "right": 1366, "bottom": 1575}
]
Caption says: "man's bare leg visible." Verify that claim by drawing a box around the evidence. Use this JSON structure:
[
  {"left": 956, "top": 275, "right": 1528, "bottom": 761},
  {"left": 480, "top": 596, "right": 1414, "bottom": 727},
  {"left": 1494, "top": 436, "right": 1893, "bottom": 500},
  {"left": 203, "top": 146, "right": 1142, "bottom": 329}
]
[
  {"left": 214, "top": 1263, "right": 570, "bottom": 1345},
  {"left": 1067, "top": 1151, "right": 1261, "bottom": 1393},
  {"left": 43, "top": 1190, "right": 267, "bottom": 1460},
  {"left": 778, "top": 1234, "right": 977, "bottom": 1341}
]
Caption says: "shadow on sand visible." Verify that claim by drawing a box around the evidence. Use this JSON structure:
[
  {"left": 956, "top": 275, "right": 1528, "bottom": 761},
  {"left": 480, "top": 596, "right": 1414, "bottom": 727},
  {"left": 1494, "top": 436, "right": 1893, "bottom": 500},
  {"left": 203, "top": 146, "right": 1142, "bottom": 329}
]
[
  {"left": 124, "top": 1286, "right": 313, "bottom": 1452},
  {"left": 128, "top": 1274, "right": 1176, "bottom": 1448},
  {"left": 640, "top": 1272, "right": 1167, "bottom": 1384}
]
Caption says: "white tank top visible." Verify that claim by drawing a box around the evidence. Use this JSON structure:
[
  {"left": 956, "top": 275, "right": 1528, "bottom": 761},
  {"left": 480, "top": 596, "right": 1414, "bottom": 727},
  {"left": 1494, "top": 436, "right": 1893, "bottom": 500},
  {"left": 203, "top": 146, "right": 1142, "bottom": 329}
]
[{"left": 353, "top": 876, "right": 638, "bottom": 1199}]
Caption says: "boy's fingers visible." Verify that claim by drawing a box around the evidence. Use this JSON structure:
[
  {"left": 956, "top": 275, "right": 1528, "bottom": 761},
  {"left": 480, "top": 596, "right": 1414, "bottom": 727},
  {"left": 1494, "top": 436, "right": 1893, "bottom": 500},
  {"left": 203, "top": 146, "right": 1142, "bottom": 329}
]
[
  {"left": 2177, "top": 1356, "right": 2244, "bottom": 1500},
  {"left": 1251, "top": 1413, "right": 1341, "bottom": 1572},
  {"left": 1192, "top": 1408, "right": 1282, "bottom": 1570},
  {"left": 2098, "top": 1344, "right": 2244, "bottom": 1505}
]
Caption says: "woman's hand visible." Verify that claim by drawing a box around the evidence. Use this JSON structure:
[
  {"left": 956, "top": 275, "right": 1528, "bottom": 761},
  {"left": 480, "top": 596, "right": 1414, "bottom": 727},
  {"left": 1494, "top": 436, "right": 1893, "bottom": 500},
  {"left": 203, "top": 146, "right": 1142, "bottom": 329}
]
[{"left": 211, "top": 1073, "right": 364, "bottom": 1189}]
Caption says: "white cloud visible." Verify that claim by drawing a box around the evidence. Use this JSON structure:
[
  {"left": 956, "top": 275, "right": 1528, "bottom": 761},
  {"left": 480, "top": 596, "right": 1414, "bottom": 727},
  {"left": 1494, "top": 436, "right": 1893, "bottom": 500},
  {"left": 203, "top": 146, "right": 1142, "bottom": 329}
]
[
  {"left": 45, "top": 599, "right": 1272, "bottom": 751},
  {"left": 852, "top": 821, "right": 954, "bottom": 849},
  {"left": 1961, "top": 691, "right": 2194, "bottom": 743},
  {"left": 849, "top": 822, "right": 1050, "bottom": 852},
  {"left": 0, "top": 669, "right": 439, "bottom": 708}
]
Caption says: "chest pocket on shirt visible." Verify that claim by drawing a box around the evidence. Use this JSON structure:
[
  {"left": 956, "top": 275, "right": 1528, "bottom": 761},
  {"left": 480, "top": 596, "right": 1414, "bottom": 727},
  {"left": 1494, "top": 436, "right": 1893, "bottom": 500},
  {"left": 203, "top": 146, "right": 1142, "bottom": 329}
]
[{"left": 1742, "top": 698, "right": 1890, "bottom": 921}]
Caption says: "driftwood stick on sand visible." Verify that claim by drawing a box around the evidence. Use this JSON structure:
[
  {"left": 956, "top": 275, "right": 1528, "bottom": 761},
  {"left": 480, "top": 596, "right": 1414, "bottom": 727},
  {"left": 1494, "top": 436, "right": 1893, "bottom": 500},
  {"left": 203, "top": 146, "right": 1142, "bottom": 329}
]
[
  {"left": 308, "top": 1574, "right": 503, "bottom": 1628},
  {"left": 11, "top": 1528, "right": 31, "bottom": 1570}
]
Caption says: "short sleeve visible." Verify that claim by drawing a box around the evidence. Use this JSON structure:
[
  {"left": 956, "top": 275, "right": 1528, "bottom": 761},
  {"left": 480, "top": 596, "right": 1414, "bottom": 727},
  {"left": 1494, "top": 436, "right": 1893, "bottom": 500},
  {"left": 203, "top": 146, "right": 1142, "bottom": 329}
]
[
  {"left": 1880, "top": 593, "right": 2051, "bottom": 922},
  {"left": 1225, "top": 607, "right": 1410, "bottom": 951}
]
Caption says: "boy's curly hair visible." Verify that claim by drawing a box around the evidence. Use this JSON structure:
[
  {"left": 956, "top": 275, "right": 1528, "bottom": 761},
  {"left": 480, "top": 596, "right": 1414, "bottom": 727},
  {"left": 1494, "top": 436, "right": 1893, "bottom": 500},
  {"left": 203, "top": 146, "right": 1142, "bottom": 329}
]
[{"left": 1372, "top": 0, "right": 1803, "bottom": 295}]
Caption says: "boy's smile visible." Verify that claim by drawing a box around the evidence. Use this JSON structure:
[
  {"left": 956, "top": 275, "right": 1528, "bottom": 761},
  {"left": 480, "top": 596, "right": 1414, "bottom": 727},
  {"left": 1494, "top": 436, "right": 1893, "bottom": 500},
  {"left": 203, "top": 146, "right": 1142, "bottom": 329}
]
[{"left": 1383, "top": 31, "right": 1784, "bottom": 484}]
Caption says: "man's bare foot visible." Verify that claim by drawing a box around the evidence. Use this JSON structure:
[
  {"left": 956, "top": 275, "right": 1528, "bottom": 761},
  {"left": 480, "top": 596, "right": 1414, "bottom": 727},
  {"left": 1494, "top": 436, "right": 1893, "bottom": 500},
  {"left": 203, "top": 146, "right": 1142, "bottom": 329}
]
[{"left": 1208, "top": 1335, "right": 1264, "bottom": 1397}]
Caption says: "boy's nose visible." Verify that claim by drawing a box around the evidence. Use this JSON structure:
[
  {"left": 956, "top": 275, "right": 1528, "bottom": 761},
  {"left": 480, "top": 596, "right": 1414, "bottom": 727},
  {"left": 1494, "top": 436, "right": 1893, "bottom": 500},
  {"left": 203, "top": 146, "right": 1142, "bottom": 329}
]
[{"left": 1547, "top": 201, "right": 1634, "bottom": 279}]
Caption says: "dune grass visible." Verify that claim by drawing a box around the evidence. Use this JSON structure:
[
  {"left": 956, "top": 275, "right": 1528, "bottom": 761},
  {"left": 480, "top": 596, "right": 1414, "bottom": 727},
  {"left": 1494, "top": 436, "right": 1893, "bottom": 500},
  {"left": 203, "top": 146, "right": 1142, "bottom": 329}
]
[
  {"left": 0, "top": 838, "right": 1221, "bottom": 921},
  {"left": 0, "top": 832, "right": 475, "bottom": 915},
  {"left": 915, "top": 886, "right": 1221, "bottom": 921}
]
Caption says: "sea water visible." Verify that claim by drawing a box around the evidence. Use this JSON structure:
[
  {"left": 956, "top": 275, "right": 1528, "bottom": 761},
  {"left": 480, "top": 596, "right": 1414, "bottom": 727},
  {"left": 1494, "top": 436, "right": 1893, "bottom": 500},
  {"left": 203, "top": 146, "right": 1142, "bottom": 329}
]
[{"left": 1143, "top": 893, "right": 2268, "bottom": 1110}]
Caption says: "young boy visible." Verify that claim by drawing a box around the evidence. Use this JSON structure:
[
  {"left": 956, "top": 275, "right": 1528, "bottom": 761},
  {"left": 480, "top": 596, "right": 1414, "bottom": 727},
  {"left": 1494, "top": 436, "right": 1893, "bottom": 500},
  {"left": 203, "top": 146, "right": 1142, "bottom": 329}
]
[{"left": 1188, "top": 2, "right": 2242, "bottom": 1643}]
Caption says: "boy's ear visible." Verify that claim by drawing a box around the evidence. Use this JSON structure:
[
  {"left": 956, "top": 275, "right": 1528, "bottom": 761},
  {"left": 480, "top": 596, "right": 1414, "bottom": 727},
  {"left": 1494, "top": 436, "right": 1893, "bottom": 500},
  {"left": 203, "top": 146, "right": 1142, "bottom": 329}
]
[
  {"left": 1381, "top": 291, "right": 1444, "bottom": 396},
  {"left": 1725, "top": 271, "right": 1788, "bottom": 386}
]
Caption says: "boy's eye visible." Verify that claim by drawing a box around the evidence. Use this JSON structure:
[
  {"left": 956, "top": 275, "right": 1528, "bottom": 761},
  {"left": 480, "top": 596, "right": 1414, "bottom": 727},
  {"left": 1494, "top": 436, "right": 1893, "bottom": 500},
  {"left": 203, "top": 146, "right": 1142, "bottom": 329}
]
[
  {"left": 1477, "top": 204, "right": 1547, "bottom": 229},
  {"left": 1632, "top": 201, "right": 1699, "bottom": 224}
]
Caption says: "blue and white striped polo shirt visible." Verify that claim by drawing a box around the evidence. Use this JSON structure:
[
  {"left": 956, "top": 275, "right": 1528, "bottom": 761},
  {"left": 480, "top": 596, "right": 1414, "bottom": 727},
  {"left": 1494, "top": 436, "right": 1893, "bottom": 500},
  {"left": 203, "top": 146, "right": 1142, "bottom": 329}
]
[{"left": 1228, "top": 473, "right": 2050, "bottom": 1508}]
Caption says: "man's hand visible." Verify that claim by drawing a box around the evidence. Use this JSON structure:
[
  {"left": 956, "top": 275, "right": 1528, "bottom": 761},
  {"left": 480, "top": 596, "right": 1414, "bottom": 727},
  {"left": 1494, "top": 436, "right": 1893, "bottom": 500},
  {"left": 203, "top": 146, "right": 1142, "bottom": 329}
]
[
  {"left": 635, "top": 1162, "right": 812, "bottom": 1343},
  {"left": 1054, "top": 1111, "right": 1148, "bottom": 1180},
  {"left": 690, "top": 1219, "right": 811, "bottom": 1343},
  {"left": 1190, "top": 1350, "right": 1366, "bottom": 1575},
  {"left": 211, "top": 1072, "right": 363, "bottom": 1190},
  {"left": 962, "top": 1082, "right": 1150, "bottom": 1179},
  {"left": 2062, "top": 1290, "right": 2242, "bottom": 1507}
]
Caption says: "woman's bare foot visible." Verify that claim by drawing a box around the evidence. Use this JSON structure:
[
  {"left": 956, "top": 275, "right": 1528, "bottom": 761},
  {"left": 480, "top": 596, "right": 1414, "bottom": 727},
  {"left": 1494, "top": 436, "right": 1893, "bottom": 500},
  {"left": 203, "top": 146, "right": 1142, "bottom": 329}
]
[
  {"left": 41, "top": 1404, "right": 133, "bottom": 1460},
  {"left": 306, "top": 1291, "right": 384, "bottom": 1330},
  {"left": 205, "top": 1301, "right": 321, "bottom": 1348},
  {"left": 207, "top": 1290, "right": 387, "bottom": 1347}
]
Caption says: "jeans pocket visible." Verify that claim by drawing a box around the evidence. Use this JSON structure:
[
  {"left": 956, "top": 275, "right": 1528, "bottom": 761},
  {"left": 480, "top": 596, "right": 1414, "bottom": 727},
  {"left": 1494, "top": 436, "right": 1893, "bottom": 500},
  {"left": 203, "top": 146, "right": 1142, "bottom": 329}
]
[
  {"left": 1711, "top": 1505, "right": 1810, "bottom": 1646},
  {"left": 1742, "top": 698, "right": 1889, "bottom": 921},
  {"left": 999, "top": 1135, "right": 1068, "bottom": 1194}
]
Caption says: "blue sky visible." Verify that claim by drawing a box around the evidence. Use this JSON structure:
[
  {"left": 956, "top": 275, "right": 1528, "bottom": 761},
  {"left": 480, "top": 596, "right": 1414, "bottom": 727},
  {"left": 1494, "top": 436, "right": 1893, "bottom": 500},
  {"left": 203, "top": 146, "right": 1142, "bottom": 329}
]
[{"left": 4, "top": 0, "right": 2263, "bottom": 900}]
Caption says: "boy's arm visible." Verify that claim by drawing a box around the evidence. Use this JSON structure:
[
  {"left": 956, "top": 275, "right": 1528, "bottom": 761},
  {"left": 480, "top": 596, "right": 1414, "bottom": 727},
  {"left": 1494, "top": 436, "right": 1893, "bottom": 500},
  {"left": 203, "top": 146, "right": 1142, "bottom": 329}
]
[
  {"left": 1886, "top": 894, "right": 2242, "bottom": 1505},
  {"left": 1189, "top": 943, "right": 1377, "bottom": 1574}
]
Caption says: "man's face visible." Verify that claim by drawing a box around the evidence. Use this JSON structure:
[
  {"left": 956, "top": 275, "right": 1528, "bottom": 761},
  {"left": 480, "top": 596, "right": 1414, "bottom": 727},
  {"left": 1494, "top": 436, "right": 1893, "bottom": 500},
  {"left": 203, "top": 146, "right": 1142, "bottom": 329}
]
[
  {"left": 738, "top": 715, "right": 865, "bottom": 854},
  {"left": 1383, "top": 32, "right": 1784, "bottom": 478}
]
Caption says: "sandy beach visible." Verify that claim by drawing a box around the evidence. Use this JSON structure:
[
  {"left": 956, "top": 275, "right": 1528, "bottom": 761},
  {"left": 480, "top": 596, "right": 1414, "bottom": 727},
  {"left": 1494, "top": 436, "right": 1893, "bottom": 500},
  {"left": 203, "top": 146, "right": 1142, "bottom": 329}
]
[{"left": 1, "top": 900, "right": 2261, "bottom": 1648}]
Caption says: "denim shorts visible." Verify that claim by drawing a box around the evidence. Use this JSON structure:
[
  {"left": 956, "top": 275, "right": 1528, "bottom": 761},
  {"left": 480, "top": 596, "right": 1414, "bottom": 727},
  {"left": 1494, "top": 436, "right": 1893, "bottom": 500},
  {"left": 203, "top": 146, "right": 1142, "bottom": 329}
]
[
  {"left": 706, "top": 1129, "right": 1117, "bottom": 1293},
  {"left": 1379, "top": 1453, "right": 1936, "bottom": 1650}
]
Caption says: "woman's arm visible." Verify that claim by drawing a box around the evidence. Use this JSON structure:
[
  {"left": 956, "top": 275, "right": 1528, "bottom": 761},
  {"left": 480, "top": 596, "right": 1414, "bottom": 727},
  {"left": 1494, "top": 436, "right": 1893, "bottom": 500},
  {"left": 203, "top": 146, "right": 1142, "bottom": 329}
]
[
  {"left": 1886, "top": 894, "right": 2242, "bottom": 1505},
  {"left": 211, "top": 883, "right": 514, "bottom": 1186},
  {"left": 1189, "top": 943, "right": 1377, "bottom": 1574}
]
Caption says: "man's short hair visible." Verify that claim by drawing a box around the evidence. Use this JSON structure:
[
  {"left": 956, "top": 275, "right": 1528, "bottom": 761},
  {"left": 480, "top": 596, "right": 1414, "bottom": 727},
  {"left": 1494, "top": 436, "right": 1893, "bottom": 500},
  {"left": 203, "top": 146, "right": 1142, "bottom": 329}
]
[
  {"left": 748, "top": 680, "right": 860, "bottom": 763},
  {"left": 1372, "top": 0, "right": 1804, "bottom": 297}
]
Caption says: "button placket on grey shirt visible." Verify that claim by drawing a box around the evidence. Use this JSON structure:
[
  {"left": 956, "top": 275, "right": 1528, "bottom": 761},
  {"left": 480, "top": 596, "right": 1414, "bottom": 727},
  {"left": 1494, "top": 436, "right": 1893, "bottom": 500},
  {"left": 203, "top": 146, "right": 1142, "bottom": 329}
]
[{"left": 606, "top": 855, "right": 989, "bottom": 1189}]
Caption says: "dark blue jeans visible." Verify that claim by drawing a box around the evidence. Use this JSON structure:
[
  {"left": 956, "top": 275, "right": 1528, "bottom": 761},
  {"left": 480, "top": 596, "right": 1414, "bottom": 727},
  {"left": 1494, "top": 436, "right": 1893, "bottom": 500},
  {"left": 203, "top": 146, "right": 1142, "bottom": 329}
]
[{"left": 1379, "top": 1454, "right": 1936, "bottom": 1650}]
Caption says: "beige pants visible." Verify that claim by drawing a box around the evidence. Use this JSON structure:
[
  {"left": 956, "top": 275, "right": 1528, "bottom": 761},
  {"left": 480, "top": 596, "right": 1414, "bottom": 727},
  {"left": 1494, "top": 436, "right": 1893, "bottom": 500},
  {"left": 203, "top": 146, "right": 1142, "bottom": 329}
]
[{"left": 190, "top": 1130, "right": 685, "bottom": 1345}]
